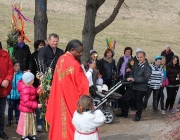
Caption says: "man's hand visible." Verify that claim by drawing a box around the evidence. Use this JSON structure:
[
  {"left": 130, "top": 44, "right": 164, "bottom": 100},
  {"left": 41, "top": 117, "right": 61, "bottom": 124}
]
[
  {"left": 89, "top": 61, "right": 96, "bottom": 70},
  {"left": 127, "top": 78, "right": 134, "bottom": 81},
  {"left": 1, "top": 80, "right": 9, "bottom": 88}
]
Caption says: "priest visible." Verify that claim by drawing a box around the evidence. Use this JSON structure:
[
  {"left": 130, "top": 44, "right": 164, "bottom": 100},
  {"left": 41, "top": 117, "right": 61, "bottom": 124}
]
[{"left": 46, "top": 39, "right": 94, "bottom": 140}]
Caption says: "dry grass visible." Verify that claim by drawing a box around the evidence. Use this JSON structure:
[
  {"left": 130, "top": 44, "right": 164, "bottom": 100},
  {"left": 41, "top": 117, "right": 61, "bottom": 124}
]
[{"left": 0, "top": 0, "right": 180, "bottom": 62}]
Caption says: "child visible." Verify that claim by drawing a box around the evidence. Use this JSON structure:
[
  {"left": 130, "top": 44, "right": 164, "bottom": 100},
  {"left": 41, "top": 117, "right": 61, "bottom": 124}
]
[
  {"left": 72, "top": 95, "right": 105, "bottom": 140},
  {"left": 157, "top": 56, "right": 168, "bottom": 114},
  {"left": 7, "top": 60, "right": 23, "bottom": 125},
  {"left": 143, "top": 56, "right": 164, "bottom": 113},
  {"left": 16, "top": 72, "right": 42, "bottom": 140}
]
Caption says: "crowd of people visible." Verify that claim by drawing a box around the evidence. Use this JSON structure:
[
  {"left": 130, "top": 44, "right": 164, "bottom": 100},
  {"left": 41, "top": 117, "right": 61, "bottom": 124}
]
[{"left": 0, "top": 31, "right": 180, "bottom": 140}]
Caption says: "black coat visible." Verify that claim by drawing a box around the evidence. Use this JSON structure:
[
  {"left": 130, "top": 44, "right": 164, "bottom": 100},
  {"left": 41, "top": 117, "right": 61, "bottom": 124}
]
[
  {"left": 130, "top": 60, "right": 151, "bottom": 91},
  {"left": 167, "top": 64, "right": 180, "bottom": 85},
  {"left": 161, "top": 50, "right": 174, "bottom": 65},
  {"left": 96, "top": 59, "right": 106, "bottom": 78},
  {"left": 12, "top": 44, "right": 31, "bottom": 71},
  {"left": 101, "top": 58, "right": 117, "bottom": 82},
  {"left": 38, "top": 46, "right": 64, "bottom": 75},
  {"left": 29, "top": 50, "right": 40, "bottom": 88}
]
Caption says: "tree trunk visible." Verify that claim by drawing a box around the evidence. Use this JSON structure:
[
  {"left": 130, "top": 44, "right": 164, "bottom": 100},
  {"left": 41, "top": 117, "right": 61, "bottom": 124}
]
[
  {"left": 34, "top": 0, "right": 48, "bottom": 42},
  {"left": 82, "top": 0, "right": 124, "bottom": 64},
  {"left": 81, "top": 1, "right": 98, "bottom": 64}
]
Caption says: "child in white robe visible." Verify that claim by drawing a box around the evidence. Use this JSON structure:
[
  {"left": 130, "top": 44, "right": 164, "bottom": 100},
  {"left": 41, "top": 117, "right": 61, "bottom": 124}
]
[{"left": 72, "top": 95, "right": 105, "bottom": 140}]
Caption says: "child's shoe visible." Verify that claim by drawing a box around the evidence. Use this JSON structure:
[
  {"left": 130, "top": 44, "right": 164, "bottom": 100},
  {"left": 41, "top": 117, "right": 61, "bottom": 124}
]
[
  {"left": 6, "top": 121, "right": 13, "bottom": 126},
  {"left": 161, "top": 110, "right": 165, "bottom": 115},
  {"left": 28, "top": 135, "right": 36, "bottom": 140},
  {"left": 37, "top": 125, "right": 42, "bottom": 132},
  {"left": 21, "top": 136, "right": 29, "bottom": 140}
]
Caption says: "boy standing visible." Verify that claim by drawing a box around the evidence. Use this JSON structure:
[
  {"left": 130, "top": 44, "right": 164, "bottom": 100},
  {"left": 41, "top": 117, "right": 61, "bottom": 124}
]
[{"left": 7, "top": 60, "right": 22, "bottom": 125}]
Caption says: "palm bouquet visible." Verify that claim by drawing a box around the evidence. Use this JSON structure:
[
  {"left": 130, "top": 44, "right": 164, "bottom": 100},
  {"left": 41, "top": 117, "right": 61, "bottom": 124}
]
[{"left": 36, "top": 59, "right": 54, "bottom": 118}]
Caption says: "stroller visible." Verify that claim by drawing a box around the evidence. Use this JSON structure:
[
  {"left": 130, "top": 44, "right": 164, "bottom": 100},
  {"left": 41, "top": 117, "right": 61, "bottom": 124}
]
[
  {"left": 90, "top": 80, "right": 132, "bottom": 124},
  {"left": 90, "top": 80, "right": 122, "bottom": 124}
]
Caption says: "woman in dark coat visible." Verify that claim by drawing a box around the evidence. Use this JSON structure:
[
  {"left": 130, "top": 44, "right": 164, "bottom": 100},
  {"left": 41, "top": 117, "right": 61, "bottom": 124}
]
[
  {"left": 165, "top": 55, "right": 180, "bottom": 113},
  {"left": 11, "top": 31, "right": 31, "bottom": 71},
  {"left": 101, "top": 48, "right": 117, "bottom": 89}
]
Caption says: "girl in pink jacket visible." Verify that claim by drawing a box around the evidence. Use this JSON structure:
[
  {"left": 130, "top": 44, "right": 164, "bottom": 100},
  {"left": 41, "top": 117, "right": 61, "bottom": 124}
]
[{"left": 16, "top": 72, "right": 42, "bottom": 140}]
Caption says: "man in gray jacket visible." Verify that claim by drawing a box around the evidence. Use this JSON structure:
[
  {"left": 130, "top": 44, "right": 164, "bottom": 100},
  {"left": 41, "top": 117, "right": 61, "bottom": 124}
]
[{"left": 117, "top": 51, "right": 151, "bottom": 121}]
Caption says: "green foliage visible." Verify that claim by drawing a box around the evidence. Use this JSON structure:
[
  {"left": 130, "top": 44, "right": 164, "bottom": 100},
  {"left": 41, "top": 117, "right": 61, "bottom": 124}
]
[
  {"left": 6, "top": 30, "right": 18, "bottom": 49},
  {"left": 37, "top": 68, "right": 52, "bottom": 119}
]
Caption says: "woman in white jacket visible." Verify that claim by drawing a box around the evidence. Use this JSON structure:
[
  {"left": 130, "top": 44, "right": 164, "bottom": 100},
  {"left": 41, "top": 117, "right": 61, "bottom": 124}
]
[{"left": 72, "top": 95, "right": 105, "bottom": 140}]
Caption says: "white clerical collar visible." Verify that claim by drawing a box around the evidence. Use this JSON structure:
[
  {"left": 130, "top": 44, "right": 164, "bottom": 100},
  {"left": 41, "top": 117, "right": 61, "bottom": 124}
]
[{"left": 67, "top": 51, "right": 72, "bottom": 55}]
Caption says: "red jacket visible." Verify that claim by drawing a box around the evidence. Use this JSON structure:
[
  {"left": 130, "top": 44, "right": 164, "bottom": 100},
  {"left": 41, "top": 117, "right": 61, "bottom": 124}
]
[
  {"left": 18, "top": 80, "right": 38, "bottom": 113},
  {"left": 0, "top": 49, "right": 14, "bottom": 97}
]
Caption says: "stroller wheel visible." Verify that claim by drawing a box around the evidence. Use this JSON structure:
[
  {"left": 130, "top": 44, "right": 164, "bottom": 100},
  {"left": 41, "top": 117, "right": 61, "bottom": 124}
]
[{"left": 103, "top": 110, "right": 114, "bottom": 124}]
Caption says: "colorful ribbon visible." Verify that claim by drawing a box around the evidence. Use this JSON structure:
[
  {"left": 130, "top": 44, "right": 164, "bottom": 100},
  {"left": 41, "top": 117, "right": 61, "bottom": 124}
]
[
  {"left": 106, "top": 38, "right": 116, "bottom": 50},
  {"left": 13, "top": 6, "right": 34, "bottom": 23}
]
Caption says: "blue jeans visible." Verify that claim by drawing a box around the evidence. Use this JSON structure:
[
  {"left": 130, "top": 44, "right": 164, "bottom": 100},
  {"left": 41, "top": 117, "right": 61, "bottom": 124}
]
[
  {"left": 36, "top": 108, "right": 43, "bottom": 125},
  {"left": 7, "top": 99, "right": 20, "bottom": 123},
  {"left": 0, "top": 97, "right": 7, "bottom": 132}
]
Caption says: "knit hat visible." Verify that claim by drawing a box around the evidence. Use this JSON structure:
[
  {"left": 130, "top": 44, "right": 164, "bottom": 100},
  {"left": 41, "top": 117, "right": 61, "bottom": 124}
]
[
  {"left": 154, "top": 55, "right": 162, "bottom": 61},
  {"left": 22, "top": 72, "right": 34, "bottom": 84},
  {"left": 135, "top": 48, "right": 142, "bottom": 53},
  {"left": 90, "top": 50, "right": 97, "bottom": 56},
  {"left": 96, "top": 78, "right": 103, "bottom": 86}
]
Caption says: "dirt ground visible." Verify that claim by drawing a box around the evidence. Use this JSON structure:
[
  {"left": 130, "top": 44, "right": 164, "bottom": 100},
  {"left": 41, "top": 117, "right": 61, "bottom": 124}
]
[{"left": 2, "top": 107, "right": 178, "bottom": 140}]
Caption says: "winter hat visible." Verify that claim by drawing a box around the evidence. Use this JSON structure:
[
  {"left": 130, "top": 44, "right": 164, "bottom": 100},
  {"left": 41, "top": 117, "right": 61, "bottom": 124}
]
[
  {"left": 154, "top": 55, "right": 162, "bottom": 61},
  {"left": 90, "top": 49, "right": 97, "bottom": 56},
  {"left": 22, "top": 72, "right": 34, "bottom": 84},
  {"left": 101, "top": 84, "right": 108, "bottom": 92},
  {"left": 96, "top": 78, "right": 103, "bottom": 86},
  {"left": 135, "top": 48, "right": 142, "bottom": 53}
]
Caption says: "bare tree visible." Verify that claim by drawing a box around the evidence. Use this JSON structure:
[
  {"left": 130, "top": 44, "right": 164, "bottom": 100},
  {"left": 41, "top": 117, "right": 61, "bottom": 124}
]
[
  {"left": 34, "top": 0, "right": 48, "bottom": 41},
  {"left": 82, "top": 0, "right": 124, "bottom": 63}
]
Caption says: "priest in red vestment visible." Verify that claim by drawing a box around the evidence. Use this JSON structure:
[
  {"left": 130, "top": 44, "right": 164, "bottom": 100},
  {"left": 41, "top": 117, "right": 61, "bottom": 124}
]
[{"left": 46, "top": 40, "right": 90, "bottom": 140}]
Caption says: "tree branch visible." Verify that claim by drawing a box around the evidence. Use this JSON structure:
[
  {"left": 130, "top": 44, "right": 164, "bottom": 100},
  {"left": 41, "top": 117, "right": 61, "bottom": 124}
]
[{"left": 95, "top": 0, "right": 124, "bottom": 34}]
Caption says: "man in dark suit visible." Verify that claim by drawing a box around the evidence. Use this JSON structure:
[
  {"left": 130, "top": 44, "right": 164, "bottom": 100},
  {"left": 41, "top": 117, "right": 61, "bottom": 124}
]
[{"left": 38, "top": 33, "right": 64, "bottom": 75}]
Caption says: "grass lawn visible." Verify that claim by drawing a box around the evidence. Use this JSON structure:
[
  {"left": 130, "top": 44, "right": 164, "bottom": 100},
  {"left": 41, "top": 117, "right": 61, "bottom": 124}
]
[{"left": 0, "top": 0, "right": 179, "bottom": 63}]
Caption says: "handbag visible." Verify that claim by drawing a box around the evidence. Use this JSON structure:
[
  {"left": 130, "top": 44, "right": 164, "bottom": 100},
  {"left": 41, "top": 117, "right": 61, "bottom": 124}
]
[{"left": 162, "top": 78, "right": 169, "bottom": 87}]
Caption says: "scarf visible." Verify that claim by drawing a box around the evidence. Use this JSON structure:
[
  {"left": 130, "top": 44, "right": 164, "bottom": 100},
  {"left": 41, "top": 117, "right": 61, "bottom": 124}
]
[
  {"left": 103, "top": 57, "right": 113, "bottom": 63},
  {"left": 164, "top": 49, "right": 172, "bottom": 55},
  {"left": 16, "top": 42, "right": 25, "bottom": 48},
  {"left": 120, "top": 55, "right": 131, "bottom": 78}
]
